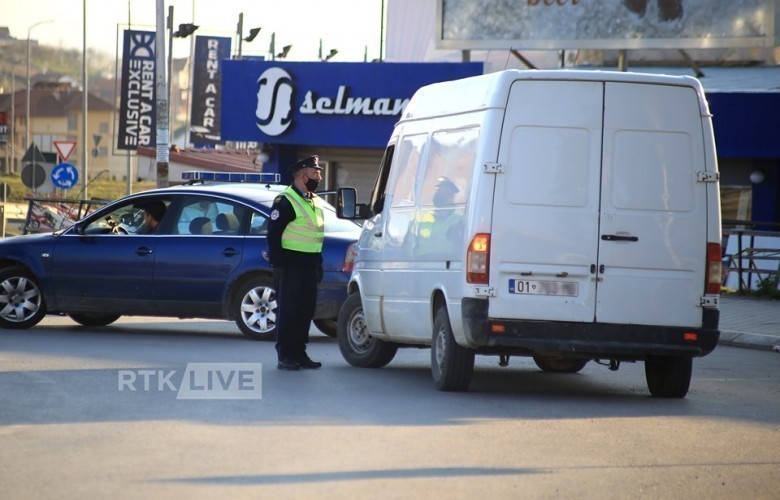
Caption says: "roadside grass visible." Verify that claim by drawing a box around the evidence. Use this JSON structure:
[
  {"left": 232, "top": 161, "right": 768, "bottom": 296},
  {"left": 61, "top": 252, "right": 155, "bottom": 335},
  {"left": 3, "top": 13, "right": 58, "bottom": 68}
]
[{"left": 0, "top": 174, "right": 157, "bottom": 203}]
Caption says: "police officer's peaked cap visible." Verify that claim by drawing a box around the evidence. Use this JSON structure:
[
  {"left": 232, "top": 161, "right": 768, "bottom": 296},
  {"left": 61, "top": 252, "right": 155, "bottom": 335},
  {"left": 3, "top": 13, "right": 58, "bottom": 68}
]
[
  {"left": 436, "top": 176, "right": 459, "bottom": 193},
  {"left": 288, "top": 155, "right": 322, "bottom": 173}
]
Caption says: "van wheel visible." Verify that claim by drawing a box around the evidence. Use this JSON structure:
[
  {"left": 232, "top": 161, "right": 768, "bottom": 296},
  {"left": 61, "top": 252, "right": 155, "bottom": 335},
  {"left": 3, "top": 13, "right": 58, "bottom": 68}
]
[
  {"left": 645, "top": 355, "right": 692, "bottom": 398},
  {"left": 0, "top": 267, "right": 47, "bottom": 329},
  {"left": 533, "top": 355, "right": 589, "bottom": 374},
  {"left": 431, "top": 307, "right": 474, "bottom": 391},
  {"left": 234, "top": 276, "right": 277, "bottom": 340},
  {"left": 337, "top": 293, "right": 397, "bottom": 368}
]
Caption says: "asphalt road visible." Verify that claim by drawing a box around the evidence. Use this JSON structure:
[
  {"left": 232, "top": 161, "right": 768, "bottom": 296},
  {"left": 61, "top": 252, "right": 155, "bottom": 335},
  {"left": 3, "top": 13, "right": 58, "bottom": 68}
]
[{"left": 1, "top": 316, "right": 779, "bottom": 499}]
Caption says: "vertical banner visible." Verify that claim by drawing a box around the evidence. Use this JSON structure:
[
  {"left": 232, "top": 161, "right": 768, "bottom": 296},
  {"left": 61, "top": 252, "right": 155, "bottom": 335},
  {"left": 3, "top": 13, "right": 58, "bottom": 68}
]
[
  {"left": 117, "top": 30, "right": 157, "bottom": 150},
  {"left": 0, "top": 112, "right": 8, "bottom": 144},
  {"left": 189, "top": 35, "right": 232, "bottom": 146}
]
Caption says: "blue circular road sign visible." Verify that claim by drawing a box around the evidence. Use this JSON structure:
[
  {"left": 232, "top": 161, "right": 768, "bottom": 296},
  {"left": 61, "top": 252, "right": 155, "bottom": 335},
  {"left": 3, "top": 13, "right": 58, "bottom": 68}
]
[{"left": 51, "top": 163, "right": 79, "bottom": 189}]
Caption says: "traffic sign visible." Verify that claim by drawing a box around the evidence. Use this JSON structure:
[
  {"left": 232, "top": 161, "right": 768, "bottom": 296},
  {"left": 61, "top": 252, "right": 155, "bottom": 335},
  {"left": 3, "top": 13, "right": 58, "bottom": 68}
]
[
  {"left": 54, "top": 141, "right": 77, "bottom": 162},
  {"left": 51, "top": 163, "right": 79, "bottom": 189}
]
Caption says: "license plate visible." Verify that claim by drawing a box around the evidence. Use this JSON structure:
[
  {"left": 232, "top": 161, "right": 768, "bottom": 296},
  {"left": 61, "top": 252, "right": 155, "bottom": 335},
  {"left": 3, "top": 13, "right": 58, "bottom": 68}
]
[{"left": 509, "top": 279, "right": 578, "bottom": 297}]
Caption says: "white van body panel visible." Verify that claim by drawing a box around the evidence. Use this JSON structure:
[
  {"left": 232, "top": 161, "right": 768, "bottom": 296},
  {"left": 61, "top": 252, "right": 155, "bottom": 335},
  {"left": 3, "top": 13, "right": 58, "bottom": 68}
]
[{"left": 350, "top": 69, "right": 720, "bottom": 359}]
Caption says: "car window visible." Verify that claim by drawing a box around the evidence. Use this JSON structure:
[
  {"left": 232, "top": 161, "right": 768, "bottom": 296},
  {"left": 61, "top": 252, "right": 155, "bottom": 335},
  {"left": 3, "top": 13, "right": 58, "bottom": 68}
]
[
  {"left": 173, "top": 197, "right": 246, "bottom": 235},
  {"left": 250, "top": 211, "right": 269, "bottom": 235},
  {"left": 82, "top": 199, "right": 162, "bottom": 235}
]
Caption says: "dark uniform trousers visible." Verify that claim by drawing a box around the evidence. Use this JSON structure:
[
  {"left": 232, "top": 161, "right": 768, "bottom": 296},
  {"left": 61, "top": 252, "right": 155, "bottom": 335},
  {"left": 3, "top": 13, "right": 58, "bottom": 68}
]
[{"left": 275, "top": 263, "right": 318, "bottom": 360}]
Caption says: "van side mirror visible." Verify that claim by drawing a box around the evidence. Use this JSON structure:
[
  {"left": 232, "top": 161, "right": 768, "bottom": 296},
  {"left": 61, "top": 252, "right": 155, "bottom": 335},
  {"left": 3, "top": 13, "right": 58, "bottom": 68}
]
[{"left": 337, "top": 187, "right": 370, "bottom": 220}]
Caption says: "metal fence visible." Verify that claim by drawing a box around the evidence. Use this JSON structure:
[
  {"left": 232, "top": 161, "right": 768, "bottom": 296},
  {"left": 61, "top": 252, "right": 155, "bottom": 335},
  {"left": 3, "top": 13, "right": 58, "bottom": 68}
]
[{"left": 722, "top": 220, "right": 780, "bottom": 292}]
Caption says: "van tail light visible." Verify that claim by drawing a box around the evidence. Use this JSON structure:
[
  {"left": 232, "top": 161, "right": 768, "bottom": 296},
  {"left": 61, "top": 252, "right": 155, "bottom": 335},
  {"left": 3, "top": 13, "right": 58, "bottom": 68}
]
[
  {"left": 467, "top": 233, "right": 490, "bottom": 284},
  {"left": 343, "top": 242, "right": 359, "bottom": 273},
  {"left": 705, "top": 242, "right": 722, "bottom": 295}
]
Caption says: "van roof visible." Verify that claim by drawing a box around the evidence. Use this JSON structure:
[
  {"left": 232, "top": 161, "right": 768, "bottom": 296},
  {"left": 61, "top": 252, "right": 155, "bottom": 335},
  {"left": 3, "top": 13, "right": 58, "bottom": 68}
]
[{"left": 401, "top": 69, "right": 705, "bottom": 121}]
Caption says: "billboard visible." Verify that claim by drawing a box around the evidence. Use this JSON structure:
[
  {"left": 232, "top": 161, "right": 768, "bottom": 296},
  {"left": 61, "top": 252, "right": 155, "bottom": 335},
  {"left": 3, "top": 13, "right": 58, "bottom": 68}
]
[
  {"left": 117, "top": 30, "right": 157, "bottom": 150},
  {"left": 437, "top": 0, "right": 779, "bottom": 50},
  {"left": 221, "top": 61, "right": 483, "bottom": 149},
  {"left": 189, "top": 35, "right": 232, "bottom": 146}
]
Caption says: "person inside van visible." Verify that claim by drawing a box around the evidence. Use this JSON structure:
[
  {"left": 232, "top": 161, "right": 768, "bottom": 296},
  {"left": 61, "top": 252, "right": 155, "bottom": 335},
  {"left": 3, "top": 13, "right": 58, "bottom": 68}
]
[{"left": 414, "top": 177, "right": 464, "bottom": 257}]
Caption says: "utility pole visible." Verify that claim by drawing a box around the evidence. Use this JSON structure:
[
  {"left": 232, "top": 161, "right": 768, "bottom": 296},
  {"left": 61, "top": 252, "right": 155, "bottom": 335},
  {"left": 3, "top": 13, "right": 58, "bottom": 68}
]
[
  {"left": 155, "top": 0, "right": 169, "bottom": 188},
  {"left": 82, "top": 0, "right": 88, "bottom": 198},
  {"left": 237, "top": 12, "right": 243, "bottom": 58}
]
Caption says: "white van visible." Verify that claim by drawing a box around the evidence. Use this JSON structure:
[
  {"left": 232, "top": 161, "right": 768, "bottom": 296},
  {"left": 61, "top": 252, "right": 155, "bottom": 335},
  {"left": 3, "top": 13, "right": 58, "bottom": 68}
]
[{"left": 336, "top": 69, "right": 722, "bottom": 398}]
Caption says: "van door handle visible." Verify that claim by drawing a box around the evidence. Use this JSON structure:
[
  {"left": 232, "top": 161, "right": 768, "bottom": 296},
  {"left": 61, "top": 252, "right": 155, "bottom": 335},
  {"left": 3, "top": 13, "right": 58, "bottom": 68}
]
[
  {"left": 223, "top": 248, "right": 240, "bottom": 257},
  {"left": 601, "top": 234, "right": 638, "bottom": 242},
  {"left": 135, "top": 247, "right": 153, "bottom": 256}
]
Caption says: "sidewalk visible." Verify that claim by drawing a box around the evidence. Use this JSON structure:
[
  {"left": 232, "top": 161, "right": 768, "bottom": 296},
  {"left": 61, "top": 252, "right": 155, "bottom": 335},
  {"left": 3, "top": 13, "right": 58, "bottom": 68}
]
[{"left": 718, "top": 294, "right": 780, "bottom": 351}]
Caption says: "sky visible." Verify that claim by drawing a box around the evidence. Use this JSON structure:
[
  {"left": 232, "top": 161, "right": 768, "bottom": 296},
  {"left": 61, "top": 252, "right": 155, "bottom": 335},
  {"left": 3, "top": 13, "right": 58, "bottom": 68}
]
[{"left": 2, "top": 0, "right": 387, "bottom": 61}]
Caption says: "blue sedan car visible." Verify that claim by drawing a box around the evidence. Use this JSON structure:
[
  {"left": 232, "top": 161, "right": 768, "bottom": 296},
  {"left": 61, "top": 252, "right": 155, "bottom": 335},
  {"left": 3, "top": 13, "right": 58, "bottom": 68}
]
[{"left": 0, "top": 174, "right": 361, "bottom": 339}]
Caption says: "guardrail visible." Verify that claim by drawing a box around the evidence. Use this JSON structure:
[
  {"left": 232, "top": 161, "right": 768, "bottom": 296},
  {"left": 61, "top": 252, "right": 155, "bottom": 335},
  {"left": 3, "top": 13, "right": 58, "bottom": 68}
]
[{"left": 722, "top": 220, "right": 780, "bottom": 292}]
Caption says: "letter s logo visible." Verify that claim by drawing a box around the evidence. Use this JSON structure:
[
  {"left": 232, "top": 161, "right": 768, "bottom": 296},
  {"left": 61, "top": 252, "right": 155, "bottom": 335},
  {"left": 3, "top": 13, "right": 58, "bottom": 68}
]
[{"left": 255, "top": 67, "right": 295, "bottom": 137}]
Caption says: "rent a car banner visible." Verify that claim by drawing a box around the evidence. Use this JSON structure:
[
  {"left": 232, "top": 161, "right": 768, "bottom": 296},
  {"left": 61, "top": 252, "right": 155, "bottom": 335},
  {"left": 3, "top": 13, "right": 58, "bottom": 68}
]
[
  {"left": 221, "top": 62, "right": 483, "bottom": 149},
  {"left": 189, "top": 35, "right": 231, "bottom": 146},
  {"left": 117, "top": 30, "right": 156, "bottom": 150}
]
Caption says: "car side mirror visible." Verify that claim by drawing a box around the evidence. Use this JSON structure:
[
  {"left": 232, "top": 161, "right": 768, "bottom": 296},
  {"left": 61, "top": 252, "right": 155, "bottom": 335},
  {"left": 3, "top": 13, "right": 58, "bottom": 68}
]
[
  {"left": 337, "top": 188, "right": 370, "bottom": 220},
  {"left": 72, "top": 222, "right": 85, "bottom": 235}
]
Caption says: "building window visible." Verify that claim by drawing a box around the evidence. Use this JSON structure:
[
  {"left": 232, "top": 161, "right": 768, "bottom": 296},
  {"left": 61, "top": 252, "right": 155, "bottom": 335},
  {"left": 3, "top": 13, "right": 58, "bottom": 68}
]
[
  {"left": 99, "top": 122, "right": 109, "bottom": 133},
  {"left": 67, "top": 115, "right": 77, "bottom": 130}
]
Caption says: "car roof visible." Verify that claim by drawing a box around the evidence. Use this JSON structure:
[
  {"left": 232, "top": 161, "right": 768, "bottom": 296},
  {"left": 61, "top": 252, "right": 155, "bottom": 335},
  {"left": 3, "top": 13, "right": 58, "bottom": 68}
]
[{"left": 134, "top": 182, "right": 287, "bottom": 205}]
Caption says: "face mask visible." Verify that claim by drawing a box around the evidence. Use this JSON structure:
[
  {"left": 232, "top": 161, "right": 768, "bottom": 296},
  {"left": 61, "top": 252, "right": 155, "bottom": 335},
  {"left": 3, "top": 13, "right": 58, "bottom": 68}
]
[{"left": 305, "top": 178, "right": 320, "bottom": 192}]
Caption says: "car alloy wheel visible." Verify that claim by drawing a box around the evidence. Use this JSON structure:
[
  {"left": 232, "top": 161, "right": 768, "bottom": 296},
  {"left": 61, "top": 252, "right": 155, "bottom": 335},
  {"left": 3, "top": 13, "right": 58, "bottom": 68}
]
[{"left": 0, "top": 267, "right": 47, "bottom": 329}]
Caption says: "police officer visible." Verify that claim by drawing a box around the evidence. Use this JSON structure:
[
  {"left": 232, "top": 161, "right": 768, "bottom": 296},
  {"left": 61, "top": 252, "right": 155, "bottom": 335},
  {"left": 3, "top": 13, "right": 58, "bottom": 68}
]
[{"left": 267, "top": 155, "right": 325, "bottom": 371}]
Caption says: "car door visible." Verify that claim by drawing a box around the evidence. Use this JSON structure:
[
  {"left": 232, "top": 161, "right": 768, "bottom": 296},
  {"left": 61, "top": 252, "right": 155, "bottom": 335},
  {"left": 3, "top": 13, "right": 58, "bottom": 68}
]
[
  {"left": 51, "top": 198, "right": 162, "bottom": 314},
  {"left": 152, "top": 195, "right": 247, "bottom": 317}
]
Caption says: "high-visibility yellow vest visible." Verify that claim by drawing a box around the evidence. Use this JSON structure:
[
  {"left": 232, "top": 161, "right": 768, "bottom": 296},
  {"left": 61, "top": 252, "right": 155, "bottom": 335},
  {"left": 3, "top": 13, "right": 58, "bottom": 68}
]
[{"left": 280, "top": 186, "right": 325, "bottom": 253}]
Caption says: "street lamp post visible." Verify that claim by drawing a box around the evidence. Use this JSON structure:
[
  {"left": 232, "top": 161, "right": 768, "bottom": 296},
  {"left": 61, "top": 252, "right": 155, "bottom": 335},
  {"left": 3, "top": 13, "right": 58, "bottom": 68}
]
[{"left": 26, "top": 19, "right": 53, "bottom": 193}]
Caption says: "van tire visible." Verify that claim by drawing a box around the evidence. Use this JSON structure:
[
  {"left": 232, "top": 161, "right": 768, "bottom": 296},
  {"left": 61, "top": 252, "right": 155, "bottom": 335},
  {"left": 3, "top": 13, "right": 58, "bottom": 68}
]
[
  {"left": 645, "top": 355, "right": 692, "bottom": 398},
  {"left": 431, "top": 307, "right": 475, "bottom": 391},
  {"left": 338, "top": 293, "right": 397, "bottom": 368},
  {"left": 533, "top": 355, "right": 589, "bottom": 374}
]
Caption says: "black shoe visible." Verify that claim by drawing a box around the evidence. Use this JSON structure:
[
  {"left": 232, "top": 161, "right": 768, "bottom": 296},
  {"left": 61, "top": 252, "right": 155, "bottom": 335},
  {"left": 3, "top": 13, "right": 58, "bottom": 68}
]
[
  {"left": 296, "top": 355, "right": 322, "bottom": 369},
  {"left": 277, "top": 358, "right": 300, "bottom": 371}
]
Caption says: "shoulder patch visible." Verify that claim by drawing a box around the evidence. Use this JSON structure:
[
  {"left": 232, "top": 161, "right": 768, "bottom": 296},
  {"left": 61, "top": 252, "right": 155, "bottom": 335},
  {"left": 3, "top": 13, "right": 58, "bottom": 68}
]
[
  {"left": 274, "top": 195, "right": 283, "bottom": 203},
  {"left": 271, "top": 209, "right": 280, "bottom": 220}
]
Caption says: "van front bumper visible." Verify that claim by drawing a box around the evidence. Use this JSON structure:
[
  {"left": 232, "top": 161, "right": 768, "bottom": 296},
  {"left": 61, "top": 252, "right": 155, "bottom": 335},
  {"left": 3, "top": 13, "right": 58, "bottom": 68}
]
[{"left": 461, "top": 298, "right": 720, "bottom": 359}]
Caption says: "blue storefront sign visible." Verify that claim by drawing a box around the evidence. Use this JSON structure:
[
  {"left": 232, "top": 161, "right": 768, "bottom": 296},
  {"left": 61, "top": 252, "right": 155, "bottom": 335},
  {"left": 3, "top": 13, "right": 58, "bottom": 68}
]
[{"left": 221, "top": 62, "right": 483, "bottom": 149}]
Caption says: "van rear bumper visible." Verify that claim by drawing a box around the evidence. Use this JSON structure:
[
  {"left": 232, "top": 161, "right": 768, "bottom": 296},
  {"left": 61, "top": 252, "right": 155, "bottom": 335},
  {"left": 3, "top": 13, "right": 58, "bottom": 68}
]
[{"left": 461, "top": 298, "right": 720, "bottom": 359}]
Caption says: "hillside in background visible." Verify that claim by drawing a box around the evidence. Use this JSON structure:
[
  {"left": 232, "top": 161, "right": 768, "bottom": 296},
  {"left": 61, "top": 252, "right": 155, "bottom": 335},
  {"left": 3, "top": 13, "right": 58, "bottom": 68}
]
[{"left": 0, "top": 40, "right": 115, "bottom": 94}]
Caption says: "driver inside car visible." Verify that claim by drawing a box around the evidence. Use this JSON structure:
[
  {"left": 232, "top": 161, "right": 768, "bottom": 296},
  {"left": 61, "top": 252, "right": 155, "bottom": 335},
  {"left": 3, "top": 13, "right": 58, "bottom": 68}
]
[{"left": 136, "top": 200, "right": 167, "bottom": 234}]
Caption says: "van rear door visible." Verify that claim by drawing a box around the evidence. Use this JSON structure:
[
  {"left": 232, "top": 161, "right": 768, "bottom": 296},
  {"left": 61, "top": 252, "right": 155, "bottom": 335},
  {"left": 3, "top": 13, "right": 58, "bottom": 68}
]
[
  {"left": 596, "top": 82, "right": 707, "bottom": 327},
  {"left": 490, "top": 80, "right": 603, "bottom": 323},
  {"left": 490, "top": 78, "right": 707, "bottom": 328}
]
